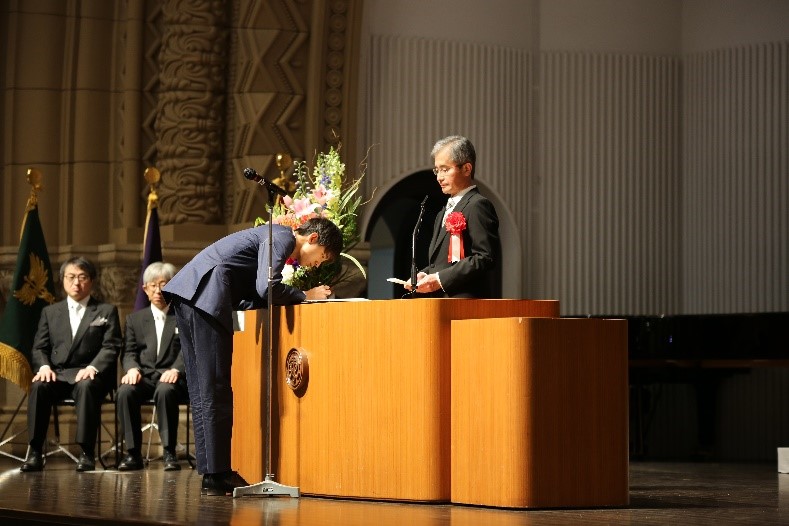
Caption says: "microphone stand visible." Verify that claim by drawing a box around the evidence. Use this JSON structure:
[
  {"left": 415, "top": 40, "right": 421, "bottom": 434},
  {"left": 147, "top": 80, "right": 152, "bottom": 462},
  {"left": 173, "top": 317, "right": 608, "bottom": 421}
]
[
  {"left": 234, "top": 175, "right": 299, "bottom": 498},
  {"left": 409, "top": 196, "right": 428, "bottom": 297}
]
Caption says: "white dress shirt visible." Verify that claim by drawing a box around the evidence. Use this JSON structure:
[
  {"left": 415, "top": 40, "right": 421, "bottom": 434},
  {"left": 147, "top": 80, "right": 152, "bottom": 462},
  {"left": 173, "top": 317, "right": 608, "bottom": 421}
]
[
  {"left": 67, "top": 296, "right": 90, "bottom": 338},
  {"left": 151, "top": 304, "right": 169, "bottom": 358}
]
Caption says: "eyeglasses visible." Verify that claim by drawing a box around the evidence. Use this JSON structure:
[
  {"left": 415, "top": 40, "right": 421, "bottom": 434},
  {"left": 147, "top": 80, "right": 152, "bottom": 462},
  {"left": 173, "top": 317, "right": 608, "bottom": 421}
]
[
  {"left": 433, "top": 164, "right": 463, "bottom": 176},
  {"left": 145, "top": 281, "right": 168, "bottom": 291},
  {"left": 64, "top": 274, "right": 90, "bottom": 283}
]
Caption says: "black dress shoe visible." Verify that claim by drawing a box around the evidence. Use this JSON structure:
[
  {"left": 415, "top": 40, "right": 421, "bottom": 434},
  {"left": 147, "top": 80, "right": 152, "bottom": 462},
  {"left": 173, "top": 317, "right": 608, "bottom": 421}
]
[
  {"left": 162, "top": 450, "right": 181, "bottom": 471},
  {"left": 117, "top": 452, "right": 144, "bottom": 471},
  {"left": 20, "top": 450, "right": 44, "bottom": 472},
  {"left": 76, "top": 451, "right": 96, "bottom": 472},
  {"left": 201, "top": 471, "right": 249, "bottom": 496}
]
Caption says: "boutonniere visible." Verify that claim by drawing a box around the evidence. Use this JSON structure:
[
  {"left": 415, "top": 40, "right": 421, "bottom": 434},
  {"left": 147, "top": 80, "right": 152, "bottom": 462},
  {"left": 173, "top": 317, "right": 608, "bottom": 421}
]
[
  {"left": 444, "top": 211, "right": 467, "bottom": 263},
  {"left": 174, "top": 327, "right": 179, "bottom": 334},
  {"left": 89, "top": 317, "right": 109, "bottom": 327}
]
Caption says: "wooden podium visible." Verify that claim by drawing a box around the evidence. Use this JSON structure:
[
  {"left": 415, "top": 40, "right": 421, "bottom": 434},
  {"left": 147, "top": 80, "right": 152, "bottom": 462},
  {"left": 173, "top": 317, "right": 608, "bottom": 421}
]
[
  {"left": 231, "top": 299, "right": 559, "bottom": 501},
  {"left": 451, "top": 317, "right": 629, "bottom": 508}
]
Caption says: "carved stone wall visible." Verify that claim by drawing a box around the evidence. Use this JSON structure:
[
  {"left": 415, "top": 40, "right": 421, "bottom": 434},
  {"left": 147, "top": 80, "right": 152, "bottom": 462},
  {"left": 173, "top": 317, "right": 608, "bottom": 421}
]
[
  {"left": 0, "top": 0, "right": 363, "bottom": 453},
  {"left": 224, "top": 0, "right": 362, "bottom": 224},
  {"left": 155, "top": 0, "right": 228, "bottom": 225}
]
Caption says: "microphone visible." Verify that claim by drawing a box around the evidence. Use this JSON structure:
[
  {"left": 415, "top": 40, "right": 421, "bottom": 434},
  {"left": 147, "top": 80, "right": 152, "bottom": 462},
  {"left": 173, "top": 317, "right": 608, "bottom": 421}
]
[
  {"left": 243, "top": 167, "right": 289, "bottom": 196},
  {"left": 410, "top": 195, "right": 429, "bottom": 295}
]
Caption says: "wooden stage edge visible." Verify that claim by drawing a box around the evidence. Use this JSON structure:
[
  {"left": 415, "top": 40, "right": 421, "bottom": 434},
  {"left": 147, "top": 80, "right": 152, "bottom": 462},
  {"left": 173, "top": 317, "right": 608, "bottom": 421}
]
[{"left": 0, "top": 458, "right": 787, "bottom": 526}]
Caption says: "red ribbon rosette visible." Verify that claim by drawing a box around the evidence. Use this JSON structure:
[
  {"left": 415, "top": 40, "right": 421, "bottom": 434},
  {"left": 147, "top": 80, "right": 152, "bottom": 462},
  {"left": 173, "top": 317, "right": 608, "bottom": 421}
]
[{"left": 444, "top": 211, "right": 467, "bottom": 262}]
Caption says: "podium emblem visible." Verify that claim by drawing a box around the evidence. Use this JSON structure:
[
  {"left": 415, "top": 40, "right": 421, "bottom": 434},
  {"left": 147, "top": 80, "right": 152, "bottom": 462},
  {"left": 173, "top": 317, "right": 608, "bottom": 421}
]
[{"left": 285, "top": 348, "right": 308, "bottom": 393}]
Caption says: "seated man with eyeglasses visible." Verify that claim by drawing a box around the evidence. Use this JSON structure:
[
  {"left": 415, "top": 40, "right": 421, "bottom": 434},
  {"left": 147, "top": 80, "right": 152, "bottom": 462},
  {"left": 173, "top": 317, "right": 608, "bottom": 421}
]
[
  {"left": 21, "top": 256, "right": 122, "bottom": 472},
  {"left": 116, "top": 261, "right": 187, "bottom": 471}
]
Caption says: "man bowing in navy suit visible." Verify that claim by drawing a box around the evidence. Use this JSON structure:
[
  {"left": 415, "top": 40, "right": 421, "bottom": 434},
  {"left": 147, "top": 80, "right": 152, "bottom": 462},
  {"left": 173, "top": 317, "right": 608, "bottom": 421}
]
[
  {"left": 407, "top": 135, "right": 502, "bottom": 298},
  {"left": 163, "top": 217, "right": 343, "bottom": 495},
  {"left": 117, "top": 261, "right": 187, "bottom": 472}
]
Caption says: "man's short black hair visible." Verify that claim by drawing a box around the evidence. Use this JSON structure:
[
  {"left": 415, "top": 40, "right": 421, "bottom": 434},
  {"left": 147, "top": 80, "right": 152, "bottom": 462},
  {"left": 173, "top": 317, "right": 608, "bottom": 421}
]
[
  {"left": 295, "top": 218, "right": 344, "bottom": 260},
  {"left": 59, "top": 256, "right": 96, "bottom": 281}
]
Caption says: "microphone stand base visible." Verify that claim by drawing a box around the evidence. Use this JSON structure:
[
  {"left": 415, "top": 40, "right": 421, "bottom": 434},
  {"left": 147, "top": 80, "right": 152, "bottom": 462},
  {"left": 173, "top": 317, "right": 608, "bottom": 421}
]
[{"left": 233, "top": 475, "right": 300, "bottom": 498}]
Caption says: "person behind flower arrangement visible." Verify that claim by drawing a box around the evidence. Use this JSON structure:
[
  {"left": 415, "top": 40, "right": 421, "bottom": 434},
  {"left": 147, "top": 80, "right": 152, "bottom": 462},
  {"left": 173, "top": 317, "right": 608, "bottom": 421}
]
[
  {"left": 406, "top": 135, "right": 501, "bottom": 298},
  {"left": 162, "top": 217, "right": 342, "bottom": 496}
]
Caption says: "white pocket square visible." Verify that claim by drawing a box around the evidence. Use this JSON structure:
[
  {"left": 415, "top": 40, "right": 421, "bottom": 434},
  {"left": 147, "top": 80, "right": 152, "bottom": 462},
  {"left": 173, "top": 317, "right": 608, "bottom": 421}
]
[
  {"left": 89, "top": 317, "right": 108, "bottom": 327},
  {"left": 174, "top": 327, "right": 179, "bottom": 334}
]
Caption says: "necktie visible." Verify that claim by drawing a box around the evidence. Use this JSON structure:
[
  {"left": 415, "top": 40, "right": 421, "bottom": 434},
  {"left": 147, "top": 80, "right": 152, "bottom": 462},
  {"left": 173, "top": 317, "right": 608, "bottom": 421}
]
[
  {"left": 70, "top": 304, "right": 83, "bottom": 338},
  {"left": 154, "top": 314, "right": 165, "bottom": 357},
  {"left": 442, "top": 197, "right": 457, "bottom": 225}
]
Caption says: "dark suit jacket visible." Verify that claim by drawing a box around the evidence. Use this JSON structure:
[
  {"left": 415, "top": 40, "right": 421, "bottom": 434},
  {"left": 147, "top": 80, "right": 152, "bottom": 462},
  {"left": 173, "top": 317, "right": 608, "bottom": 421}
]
[
  {"left": 162, "top": 224, "right": 306, "bottom": 333},
  {"left": 422, "top": 187, "right": 502, "bottom": 298},
  {"left": 31, "top": 297, "right": 122, "bottom": 391},
  {"left": 122, "top": 307, "right": 184, "bottom": 383}
]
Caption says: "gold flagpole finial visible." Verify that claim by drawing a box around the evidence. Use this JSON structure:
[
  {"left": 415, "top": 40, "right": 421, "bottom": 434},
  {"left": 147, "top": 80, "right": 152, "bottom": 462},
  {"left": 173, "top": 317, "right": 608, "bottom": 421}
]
[
  {"left": 143, "top": 167, "right": 161, "bottom": 210},
  {"left": 272, "top": 153, "right": 295, "bottom": 205},
  {"left": 275, "top": 153, "right": 293, "bottom": 178},
  {"left": 25, "top": 168, "right": 43, "bottom": 211}
]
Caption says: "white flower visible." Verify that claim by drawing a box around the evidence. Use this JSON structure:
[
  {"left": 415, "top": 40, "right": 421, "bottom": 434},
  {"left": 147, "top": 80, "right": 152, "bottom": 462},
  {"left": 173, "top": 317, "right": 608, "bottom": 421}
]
[{"left": 282, "top": 264, "right": 295, "bottom": 284}]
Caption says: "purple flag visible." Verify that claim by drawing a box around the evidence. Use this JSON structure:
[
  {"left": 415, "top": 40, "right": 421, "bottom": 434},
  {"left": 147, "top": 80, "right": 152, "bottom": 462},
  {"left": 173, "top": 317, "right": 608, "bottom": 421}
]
[{"left": 133, "top": 206, "right": 163, "bottom": 311}]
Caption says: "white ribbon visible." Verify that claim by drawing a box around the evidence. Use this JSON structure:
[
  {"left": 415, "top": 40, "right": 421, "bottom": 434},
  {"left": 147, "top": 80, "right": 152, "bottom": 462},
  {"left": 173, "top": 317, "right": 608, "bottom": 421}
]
[{"left": 449, "top": 234, "right": 462, "bottom": 262}]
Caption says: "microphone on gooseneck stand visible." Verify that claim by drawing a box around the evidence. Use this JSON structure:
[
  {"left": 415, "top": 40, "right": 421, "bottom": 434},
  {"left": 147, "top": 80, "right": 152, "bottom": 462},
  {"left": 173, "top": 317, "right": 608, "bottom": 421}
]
[
  {"left": 243, "top": 167, "right": 289, "bottom": 197},
  {"left": 409, "top": 195, "right": 429, "bottom": 296}
]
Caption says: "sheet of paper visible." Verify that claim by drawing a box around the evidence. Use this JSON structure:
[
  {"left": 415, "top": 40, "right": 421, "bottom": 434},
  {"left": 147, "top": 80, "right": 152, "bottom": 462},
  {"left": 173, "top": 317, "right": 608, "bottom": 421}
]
[{"left": 387, "top": 277, "right": 410, "bottom": 286}]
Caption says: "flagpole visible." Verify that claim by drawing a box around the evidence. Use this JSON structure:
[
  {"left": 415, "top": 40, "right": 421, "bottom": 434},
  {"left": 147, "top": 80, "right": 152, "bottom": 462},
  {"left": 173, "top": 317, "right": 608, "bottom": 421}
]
[
  {"left": 134, "top": 168, "right": 164, "bottom": 311},
  {"left": 142, "top": 167, "right": 160, "bottom": 240},
  {"left": 0, "top": 167, "right": 56, "bottom": 460},
  {"left": 18, "top": 168, "right": 42, "bottom": 237}
]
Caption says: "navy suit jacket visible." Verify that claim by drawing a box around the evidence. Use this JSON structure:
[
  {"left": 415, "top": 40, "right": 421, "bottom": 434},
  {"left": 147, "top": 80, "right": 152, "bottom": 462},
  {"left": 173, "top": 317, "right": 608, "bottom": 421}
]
[
  {"left": 422, "top": 187, "right": 502, "bottom": 298},
  {"left": 122, "top": 308, "right": 184, "bottom": 383},
  {"left": 162, "top": 224, "right": 306, "bottom": 333},
  {"left": 31, "top": 297, "right": 121, "bottom": 390}
]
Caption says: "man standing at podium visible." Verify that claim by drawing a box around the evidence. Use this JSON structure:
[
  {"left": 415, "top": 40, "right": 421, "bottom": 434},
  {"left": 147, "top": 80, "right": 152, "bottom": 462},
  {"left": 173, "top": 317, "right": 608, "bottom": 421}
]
[
  {"left": 162, "top": 217, "right": 343, "bottom": 495},
  {"left": 408, "top": 135, "right": 501, "bottom": 298}
]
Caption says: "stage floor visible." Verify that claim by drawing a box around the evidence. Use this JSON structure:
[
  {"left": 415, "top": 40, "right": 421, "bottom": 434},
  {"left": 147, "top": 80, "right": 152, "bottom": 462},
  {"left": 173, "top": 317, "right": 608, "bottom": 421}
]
[{"left": 0, "top": 458, "right": 788, "bottom": 525}]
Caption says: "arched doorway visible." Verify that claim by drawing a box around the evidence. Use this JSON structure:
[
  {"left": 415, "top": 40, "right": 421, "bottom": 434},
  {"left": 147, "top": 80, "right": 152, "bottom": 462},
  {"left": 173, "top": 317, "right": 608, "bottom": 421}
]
[{"left": 363, "top": 171, "right": 521, "bottom": 299}]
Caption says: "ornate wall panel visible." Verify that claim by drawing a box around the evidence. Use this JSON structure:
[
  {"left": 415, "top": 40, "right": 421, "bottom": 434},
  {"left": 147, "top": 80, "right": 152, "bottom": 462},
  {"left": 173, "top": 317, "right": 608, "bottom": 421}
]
[
  {"left": 224, "top": 0, "right": 311, "bottom": 224},
  {"left": 154, "top": 0, "right": 228, "bottom": 225},
  {"left": 224, "top": 0, "right": 361, "bottom": 225}
]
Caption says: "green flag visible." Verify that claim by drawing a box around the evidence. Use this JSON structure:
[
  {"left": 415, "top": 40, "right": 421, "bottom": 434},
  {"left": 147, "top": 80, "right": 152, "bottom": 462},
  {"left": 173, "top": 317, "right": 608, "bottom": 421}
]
[{"left": 0, "top": 206, "right": 55, "bottom": 392}]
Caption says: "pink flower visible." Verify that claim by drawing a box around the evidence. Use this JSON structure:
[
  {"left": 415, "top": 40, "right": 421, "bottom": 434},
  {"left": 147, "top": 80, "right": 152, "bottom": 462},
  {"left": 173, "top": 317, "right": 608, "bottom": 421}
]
[
  {"left": 283, "top": 195, "right": 320, "bottom": 219},
  {"left": 312, "top": 184, "right": 334, "bottom": 206}
]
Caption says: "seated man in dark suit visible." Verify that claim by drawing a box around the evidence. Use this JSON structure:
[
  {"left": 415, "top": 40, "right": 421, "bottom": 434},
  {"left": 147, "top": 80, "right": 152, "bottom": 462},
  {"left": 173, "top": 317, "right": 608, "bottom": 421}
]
[
  {"left": 20, "top": 256, "right": 122, "bottom": 472},
  {"left": 117, "top": 262, "right": 187, "bottom": 471}
]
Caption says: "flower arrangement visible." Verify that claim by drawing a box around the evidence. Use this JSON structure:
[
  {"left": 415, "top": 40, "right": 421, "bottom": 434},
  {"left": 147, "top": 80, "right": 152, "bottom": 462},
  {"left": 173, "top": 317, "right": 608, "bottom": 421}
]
[{"left": 256, "top": 145, "right": 369, "bottom": 291}]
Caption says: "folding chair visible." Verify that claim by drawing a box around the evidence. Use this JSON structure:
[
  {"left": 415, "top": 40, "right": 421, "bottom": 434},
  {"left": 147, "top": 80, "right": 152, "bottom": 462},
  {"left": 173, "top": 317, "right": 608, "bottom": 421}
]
[
  {"left": 140, "top": 398, "right": 195, "bottom": 469},
  {"left": 0, "top": 395, "right": 28, "bottom": 462},
  {"left": 47, "top": 393, "right": 119, "bottom": 469}
]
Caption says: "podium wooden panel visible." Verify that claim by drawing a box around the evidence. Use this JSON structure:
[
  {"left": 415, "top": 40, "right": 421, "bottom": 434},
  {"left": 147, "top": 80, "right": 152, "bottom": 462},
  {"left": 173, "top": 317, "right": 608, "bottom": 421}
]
[
  {"left": 451, "top": 317, "right": 629, "bottom": 508},
  {"left": 231, "top": 299, "right": 559, "bottom": 501}
]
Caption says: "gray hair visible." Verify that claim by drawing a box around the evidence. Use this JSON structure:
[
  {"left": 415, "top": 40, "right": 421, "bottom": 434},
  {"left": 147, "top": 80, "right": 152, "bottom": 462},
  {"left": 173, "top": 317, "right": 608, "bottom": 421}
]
[
  {"left": 431, "top": 135, "right": 476, "bottom": 179},
  {"left": 142, "top": 261, "right": 177, "bottom": 284}
]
